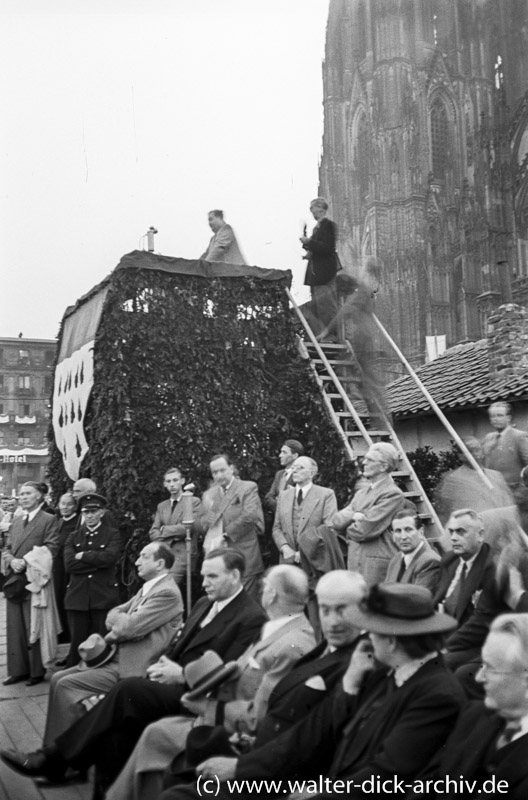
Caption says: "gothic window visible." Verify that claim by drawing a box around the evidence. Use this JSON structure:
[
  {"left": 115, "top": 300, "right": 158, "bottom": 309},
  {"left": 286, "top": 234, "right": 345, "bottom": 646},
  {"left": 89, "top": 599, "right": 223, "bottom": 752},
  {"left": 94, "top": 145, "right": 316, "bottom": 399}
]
[
  {"left": 430, "top": 97, "right": 449, "bottom": 180},
  {"left": 354, "top": 112, "right": 370, "bottom": 206}
]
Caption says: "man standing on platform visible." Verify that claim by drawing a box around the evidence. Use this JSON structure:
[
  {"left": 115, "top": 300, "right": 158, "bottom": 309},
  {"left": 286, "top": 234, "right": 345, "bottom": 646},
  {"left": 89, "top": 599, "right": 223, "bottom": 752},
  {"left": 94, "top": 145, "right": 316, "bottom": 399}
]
[
  {"left": 3, "top": 482, "right": 59, "bottom": 686},
  {"left": 201, "top": 210, "right": 247, "bottom": 265}
]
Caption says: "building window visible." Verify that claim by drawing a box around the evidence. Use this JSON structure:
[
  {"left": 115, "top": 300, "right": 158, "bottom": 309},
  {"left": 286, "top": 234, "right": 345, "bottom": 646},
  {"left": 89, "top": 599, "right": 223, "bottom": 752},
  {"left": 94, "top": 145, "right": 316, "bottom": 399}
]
[
  {"left": 0, "top": 431, "right": 4, "bottom": 445},
  {"left": 44, "top": 375, "right": 52, "bottom": 393},
  {"left": 431, "top": 97, "right": 449, "bottom": 180},
  {"left": 19, "top": 349, "right": 30, "bottom": 360},
  {"left": 18, "top": 430, "right": 31, "bottom": 445},
  {"left": 18, "top": 375, "right": 30, "bottom": 389},
  {"left": 0, "top": 374, "right": 3, "bottom": 389},
  {"left": 18, "top": 403, "right": 30, "bottom": 417},
  {"left": 45, "top": 349, "right": 55, "bottom": 366},
  {"left": 353, "top": 111, "right": 370, "bottom": 206},
  {"left": 0, "top": 403, "right": 3, "bottom": 414}
]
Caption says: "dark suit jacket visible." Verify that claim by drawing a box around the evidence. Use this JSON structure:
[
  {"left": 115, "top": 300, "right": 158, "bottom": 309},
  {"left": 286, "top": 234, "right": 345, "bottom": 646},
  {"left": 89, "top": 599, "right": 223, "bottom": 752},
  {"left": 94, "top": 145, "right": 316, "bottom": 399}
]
[
  {"left": 201, "top": 479, "right": 264, "bottom": 577},
  {"left": 168, "top": 589, "right": 267, "bottom": 667},
  {"left": 264, "top": 469, "right": 295, "bottom": 513},
  {"left": 303, "top": 217, "right": 338, "bottom": 287},
  {"left": 482, "top": 425, "right": 528, "bottom": 487},
  {"left": 236, "top": 657, "right": 465, "bottom": 786},
  {"left": 149, "top": 496, "right": 202, "bottom": 576},
  {"left": 63, "top": 518, "right": 121, "bottom": 611},
  {"left": 4, "top": 508, "right": 59, "bottom": 569},
  {"left": 255, "top": 640, "right": 356, "bottom": 745},
  {"left": 433, "top": 543, "right": 495, "bottom": 626},
  {"left": 412, "top": 701, "right": 528, "bottom": 800}
]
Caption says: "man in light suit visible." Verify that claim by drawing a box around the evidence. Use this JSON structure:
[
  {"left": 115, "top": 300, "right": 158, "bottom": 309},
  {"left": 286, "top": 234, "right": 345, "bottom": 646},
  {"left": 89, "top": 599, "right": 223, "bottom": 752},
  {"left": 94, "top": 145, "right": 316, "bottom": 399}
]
[
  {"left": 0, "top": 549, "right": 266, "bottom": 788},
  {"left": 43, "top": 542, "right": 184, "bottom": 743},
  {"left": 264, "top": 439, "right": 305, "bottom": 514},
  {"left": 105, "top": 566, "right": 315, "bottom": 799},
  {"left": 150, "top": 467, "right": 202, "bottom": 585},
  {"left": 273, "top": 456, "right": 338, "bottom": 628},
  {"left": 482, "top": 402, "right": 528, "bottom": 489},
  {"left": 3, "top": 481, "right": 59, "bottom": 686},
  {"left": 385, "top": 509, "right": 440, "bottom": 594},
  {"left": 201, "top": 210, "right": 247, "bottom": 265},
  {"left": 201, "top": 454, "right": 264, "bottom": 598}
]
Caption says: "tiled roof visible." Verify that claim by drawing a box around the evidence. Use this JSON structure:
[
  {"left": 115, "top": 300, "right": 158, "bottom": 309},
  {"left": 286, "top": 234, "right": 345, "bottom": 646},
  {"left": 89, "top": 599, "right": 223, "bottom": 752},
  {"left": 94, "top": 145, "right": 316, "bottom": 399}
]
[{"left": 386, "top": 339, "right": 528, "bottom": 417}]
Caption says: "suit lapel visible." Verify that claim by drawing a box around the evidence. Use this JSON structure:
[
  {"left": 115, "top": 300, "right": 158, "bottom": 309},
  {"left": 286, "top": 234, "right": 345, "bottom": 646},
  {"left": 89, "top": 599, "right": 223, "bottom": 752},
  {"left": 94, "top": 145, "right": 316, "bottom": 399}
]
[{"left": 297, "top": 487, "right": 320, "bottom": 535}]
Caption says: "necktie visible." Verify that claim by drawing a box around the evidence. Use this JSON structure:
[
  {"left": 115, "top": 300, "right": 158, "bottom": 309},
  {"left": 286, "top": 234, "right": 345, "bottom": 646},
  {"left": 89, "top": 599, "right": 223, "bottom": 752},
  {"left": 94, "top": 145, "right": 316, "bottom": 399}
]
[
  {"left": 396, "top": 556, "right": 406, "bottom": 581},
  {"left": 444, "top": 562, "right": 467, "bottom": 616},
  {"left": 170, "top": 499, "right": 178, "bottom": 513},
  {"left": 23, "top": 513, "right": 29, "bottom": 528},
  {"left": 297, "top": 489, "right": 303, "bottom": 506},
  {"left": 200, "top": 601, "right": 220, "bottom": 628},
  {"left": 496, "top": 720, "right": 522, "bottom": 749}
]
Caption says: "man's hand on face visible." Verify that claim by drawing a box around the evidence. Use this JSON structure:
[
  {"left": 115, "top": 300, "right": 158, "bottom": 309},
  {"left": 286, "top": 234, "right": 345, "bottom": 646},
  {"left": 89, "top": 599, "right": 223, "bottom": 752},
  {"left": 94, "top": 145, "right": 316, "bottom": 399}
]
[
  {"left": 342, "top": 638, "right": 376, "bottom": 695},
  {"left": 146, "top": 655, "right": 184, "bottom": 684}
]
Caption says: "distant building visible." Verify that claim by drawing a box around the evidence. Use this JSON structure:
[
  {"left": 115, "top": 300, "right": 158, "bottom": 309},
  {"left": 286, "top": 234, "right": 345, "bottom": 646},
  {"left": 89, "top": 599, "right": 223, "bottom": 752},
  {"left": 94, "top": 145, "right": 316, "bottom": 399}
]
[
  {"left": 319, "top": 0, "right": 528, "bottom": 373},
  {"left": 0, "top": 337, "right": 56, "bottom": 495},
  {"left": 386, "top": 303, "right": 528, "bottom": 451}
]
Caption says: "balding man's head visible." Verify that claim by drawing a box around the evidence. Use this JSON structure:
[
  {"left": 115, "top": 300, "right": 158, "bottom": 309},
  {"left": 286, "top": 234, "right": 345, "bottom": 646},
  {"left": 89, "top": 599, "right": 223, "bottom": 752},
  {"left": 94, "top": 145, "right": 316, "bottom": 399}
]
[
  {"left": 261, "top": 565, "right": 309, "bottom": 616},
  {"left": 316, "top": 571, "right": 366, "bottom": 648},
  {"left": 72, "top": 478, "right": 97, "bottom": 500}
]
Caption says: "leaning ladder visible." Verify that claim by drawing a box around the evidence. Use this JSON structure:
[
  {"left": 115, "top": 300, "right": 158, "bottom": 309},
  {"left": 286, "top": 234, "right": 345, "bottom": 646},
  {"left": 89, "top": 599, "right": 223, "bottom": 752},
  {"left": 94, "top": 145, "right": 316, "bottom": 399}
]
[{"left": 286, "top": 288, "right": 448, "bottom": 549}]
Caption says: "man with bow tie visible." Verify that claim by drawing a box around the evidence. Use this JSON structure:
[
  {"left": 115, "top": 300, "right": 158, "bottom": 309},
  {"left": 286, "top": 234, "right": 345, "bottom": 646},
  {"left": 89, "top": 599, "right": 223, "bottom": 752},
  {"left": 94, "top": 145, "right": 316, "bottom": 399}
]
[
  {"left": 3, "top": 481, "right": 59, "bottom": 687},
  {"left": 201, "top": 454, "right": 264, "bottom": 599}
]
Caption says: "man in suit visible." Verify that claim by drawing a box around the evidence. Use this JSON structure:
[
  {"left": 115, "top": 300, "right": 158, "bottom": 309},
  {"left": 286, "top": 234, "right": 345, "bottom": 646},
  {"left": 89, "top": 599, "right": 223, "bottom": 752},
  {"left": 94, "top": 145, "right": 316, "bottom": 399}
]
[
  {"left": 482, "top": 402, "right": 528, "bottom": 489},
  {"left": 385, "top": 510, "right": 440, "bottom": 594},
  {"left": 42, "top": 541, "right": 184, "bottom": 743},
  {"left": 149, "top": 466, "right": 202, "bottom": 585},
  {"left": 63, "top": 493, "right": 121, "bottom": 668},
  {"left": 201, "top": 454, "right": 264, "bottom": 598},
  {"left": 106, "top": 565, "right": 316, "bottom": 799},
  {"left": 434, "top": 508, "right": 497, "bottom": 669},
  {"left": 273, "top": 456, "right": 338, "bottom": 629},
  {"left": 300, "top": 197, "right": 339, "bottom": 339},
  {"left": 155, "top": 569, "right": 366, "bottom": 800},
  {"left": 1, "top": 549, "right": 266, "bottom": 786},
  {"left": 3, "top": 481, "right": 59, "bottom": 686},
  {"left": 332, "top": 443, "right": 405, "bottom": 585},
  {"left": 264, "top": 439, "right": 304, "bottom": 514},
  {"left": 166, "top": 584, "right": 464, "bottom": 800},
  {"left": 200, "top": 210, "right": 247, "bottom": 265},
  {"left": 409, "top": 613, "right": 528, "bottom": 800}
]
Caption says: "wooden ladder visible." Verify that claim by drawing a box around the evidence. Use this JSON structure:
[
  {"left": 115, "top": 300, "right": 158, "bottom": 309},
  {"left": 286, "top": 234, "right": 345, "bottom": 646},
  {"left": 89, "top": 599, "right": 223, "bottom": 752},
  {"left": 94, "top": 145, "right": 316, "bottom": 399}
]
[{"left": 288, "top": 289, "right": 448, "bottom": 549}]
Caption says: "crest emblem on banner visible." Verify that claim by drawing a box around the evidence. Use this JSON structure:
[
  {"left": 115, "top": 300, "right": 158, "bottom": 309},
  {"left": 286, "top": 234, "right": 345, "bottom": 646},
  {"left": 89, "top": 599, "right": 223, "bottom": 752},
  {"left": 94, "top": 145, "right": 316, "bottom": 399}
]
[{"left": 52, "top": 341, "right": 94, "bottom": 481}]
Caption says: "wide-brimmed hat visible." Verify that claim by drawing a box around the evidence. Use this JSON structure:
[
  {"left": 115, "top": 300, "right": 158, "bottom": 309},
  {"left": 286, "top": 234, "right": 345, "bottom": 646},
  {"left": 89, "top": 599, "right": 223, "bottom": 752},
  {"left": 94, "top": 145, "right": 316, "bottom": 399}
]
[
  {"left": 351, "top": 583, "right": 457, "bottom": 635},
  {"left": 78, "top": 493, "right": 107, "bottom": 511},
  {"left": 184, "top": 651, "right": 239, "bottom": 700},
  {"left": 78, "top": 634, "right": 117, "bottom": 671}
]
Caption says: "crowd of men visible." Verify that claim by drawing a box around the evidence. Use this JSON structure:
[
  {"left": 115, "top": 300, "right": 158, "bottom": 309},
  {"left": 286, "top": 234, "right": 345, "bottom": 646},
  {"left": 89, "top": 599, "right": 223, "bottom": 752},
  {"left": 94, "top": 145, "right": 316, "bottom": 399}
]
[{"left": 0, "top": 399, "right": 527, "bottom": 798}]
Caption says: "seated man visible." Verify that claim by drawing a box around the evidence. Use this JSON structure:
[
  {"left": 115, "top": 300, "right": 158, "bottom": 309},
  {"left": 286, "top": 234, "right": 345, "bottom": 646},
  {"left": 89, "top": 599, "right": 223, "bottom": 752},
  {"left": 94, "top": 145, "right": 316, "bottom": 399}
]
[
  {"left": 0, "top": 548, "right": 266, "bottom": 786},
  {"left": 44, "top": 541, "right": 184, "bottom": 743},
  {"left": 409, "top": 613, "right": 528, "bottom": 800},
  {"left": 434, "top": 508, "right": 498, "bottom": 669},
  {"left": 159, "top": 583, "right": 465, "bottom": 800},
  {"left": 385, "top": 510, "right": 440, "bottom": 594},
  {"left": 107, "top": 570, "right": 366, "bottom": 800}
]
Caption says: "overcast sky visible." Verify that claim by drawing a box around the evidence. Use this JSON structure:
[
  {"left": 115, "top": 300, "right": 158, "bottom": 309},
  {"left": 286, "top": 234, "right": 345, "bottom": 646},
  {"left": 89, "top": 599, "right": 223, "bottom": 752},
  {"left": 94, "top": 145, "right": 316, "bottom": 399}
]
[{"left": 1, "top": 0, "right": 330, "bottom": 340}]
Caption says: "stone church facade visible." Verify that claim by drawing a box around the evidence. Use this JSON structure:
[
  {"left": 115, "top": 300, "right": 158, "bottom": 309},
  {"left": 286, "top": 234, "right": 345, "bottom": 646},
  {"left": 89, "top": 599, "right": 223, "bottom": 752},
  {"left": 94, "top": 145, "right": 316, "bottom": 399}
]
[{"left": 319, "top": 0, "right": 528, "bottom": 374}]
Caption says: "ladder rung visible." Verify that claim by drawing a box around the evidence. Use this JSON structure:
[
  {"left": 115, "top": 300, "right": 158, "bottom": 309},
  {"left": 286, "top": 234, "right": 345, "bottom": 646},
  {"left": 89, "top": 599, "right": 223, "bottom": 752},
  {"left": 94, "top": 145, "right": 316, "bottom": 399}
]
[
  {"left": 313, "top": 359, "right": 355, "bottom": 366},
  {"left": 345, "top": 430, "right": 392, "bottom": 438}
]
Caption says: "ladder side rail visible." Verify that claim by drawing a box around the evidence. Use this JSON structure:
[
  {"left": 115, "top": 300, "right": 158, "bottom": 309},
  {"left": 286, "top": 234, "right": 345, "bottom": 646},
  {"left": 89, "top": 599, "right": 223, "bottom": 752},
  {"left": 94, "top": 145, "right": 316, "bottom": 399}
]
[
  {"left": 373, "top": 314, "right": 493, "bottom": 491},
  {"left": 341, "top": 337, "right": 449, "bottom": 550},
  {"left": 287, "top": 288, "right": 374, "bottom": 447},
  {"left": 304, "top": 354, "right": 357, "bottom": 463}
]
